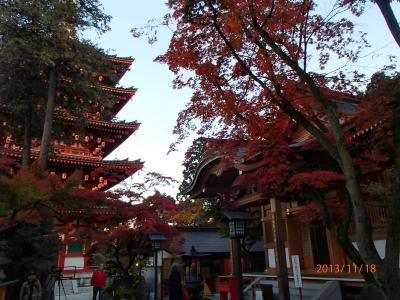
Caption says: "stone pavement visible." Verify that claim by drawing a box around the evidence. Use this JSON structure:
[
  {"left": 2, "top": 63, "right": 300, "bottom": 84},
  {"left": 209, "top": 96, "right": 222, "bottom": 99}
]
[
  {"left": 55, "top": 292, "right": 219, "bottom": 300},
  {"left": 55, "top": 291, "right": 93, "bottom": 300}
]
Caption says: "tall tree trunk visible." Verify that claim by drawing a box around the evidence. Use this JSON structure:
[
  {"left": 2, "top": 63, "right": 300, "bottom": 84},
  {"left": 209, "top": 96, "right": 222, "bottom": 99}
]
[
  {"left": 39, "top": 67, "right": 56, "bottom": 170},
  {"left": 384, "top": 113, "right": 400, "bottom": 300},
  {"left": 252, "top": 18, "right": 384, "bottom": 280},
  {"left": 312, "top": 186, "right": 378, "bottom": 285},
  {"left": 22, "top": 105, "right": 32, "bottom": 167},
  {"left": 332, "top": 129, "right": 384, "bottom": 274},
  {"left": 210, "top": 3, "right": 388, "bottom": 294},
  {"left": 375, "top": 0, "right": 400, "bottom": 48}
]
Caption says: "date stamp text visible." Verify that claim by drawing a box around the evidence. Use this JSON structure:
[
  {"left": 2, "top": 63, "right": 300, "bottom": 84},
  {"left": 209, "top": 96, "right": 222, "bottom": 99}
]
[{"left": 315, "top": 264, "right": 376, "bottom": 273}]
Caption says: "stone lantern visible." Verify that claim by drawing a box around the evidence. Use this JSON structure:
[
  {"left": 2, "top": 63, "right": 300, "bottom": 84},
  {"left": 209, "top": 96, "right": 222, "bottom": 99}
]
[{"left": 182, "top": 246, "right": 209, "bottom": 300}]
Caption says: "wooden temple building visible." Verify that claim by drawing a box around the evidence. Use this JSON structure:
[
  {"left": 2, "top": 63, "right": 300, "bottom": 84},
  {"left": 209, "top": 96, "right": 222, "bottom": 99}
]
[
  {"left": 182, "top": 98, "right": 389, "bottom": 299},
  {"left": 0, "top": 55, "right": 143, "bottom": 274}
]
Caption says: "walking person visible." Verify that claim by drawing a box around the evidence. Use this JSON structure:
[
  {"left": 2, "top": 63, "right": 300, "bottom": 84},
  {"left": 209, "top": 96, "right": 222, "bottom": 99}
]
[
  {"left": 168, "top": 263, "right": 183, "bottom": 300},
  {"left": 91, "top": 264, "right": 106, "bottom": 300},
  {"left": 20, "top": 271, "right": 42, "bottom": 300}
]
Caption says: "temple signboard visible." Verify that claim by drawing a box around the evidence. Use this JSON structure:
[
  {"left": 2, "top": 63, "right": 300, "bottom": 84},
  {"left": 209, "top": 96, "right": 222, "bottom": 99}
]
[{"left": 291, "top": 255, "right": 303, "bottom": 288}]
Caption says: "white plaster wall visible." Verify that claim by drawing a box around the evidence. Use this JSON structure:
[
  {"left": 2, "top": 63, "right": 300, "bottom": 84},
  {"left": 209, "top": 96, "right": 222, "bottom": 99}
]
[
  {"left": 268, "top": 248, "right": 275, "bottom": 268},
  {"left": 286, "top": 248, "right": 291, "bottom": 267},
  {"left": 64, "top": 257, "right": 85, "bottom": 269},
  {"left": 374, "top": 240, "right": 386, "bottom": 259},
  {"left": 267, "top": 248, "right": 290, "bottom": 268},
  {"left": 146, "top": 250, "right": 169, "bottom": 266}
]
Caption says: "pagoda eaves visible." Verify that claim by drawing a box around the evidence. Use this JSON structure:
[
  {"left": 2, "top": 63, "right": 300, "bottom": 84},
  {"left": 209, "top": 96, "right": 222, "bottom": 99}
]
[
  {"left": 107, "top": 55, "right": 134, "bottom": 84},
  {"left": 0, "top": 54, "right": 142, "bottom": 192},
  {"left": 0, "top": 50, "right": 143, "bottom": 273},
  {"left": 99, "top": 85, "right": 137, "bottom": 116}
]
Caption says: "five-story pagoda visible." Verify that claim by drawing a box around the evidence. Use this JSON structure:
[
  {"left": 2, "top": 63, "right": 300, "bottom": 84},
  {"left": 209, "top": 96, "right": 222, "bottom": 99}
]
[{"left": 0, "top": 54, "right": 144, "bottom": 273}]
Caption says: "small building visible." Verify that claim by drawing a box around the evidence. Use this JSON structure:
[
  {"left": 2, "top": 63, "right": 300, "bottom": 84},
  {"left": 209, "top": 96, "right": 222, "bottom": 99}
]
[{"left": 160, "top": 226, "right": 263, "bottom": 297}]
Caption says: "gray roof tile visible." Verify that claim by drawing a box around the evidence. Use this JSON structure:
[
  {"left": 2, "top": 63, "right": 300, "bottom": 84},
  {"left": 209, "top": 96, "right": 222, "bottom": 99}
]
[{"left": 179, "top": 228, "right": 263, "bottom": 253}]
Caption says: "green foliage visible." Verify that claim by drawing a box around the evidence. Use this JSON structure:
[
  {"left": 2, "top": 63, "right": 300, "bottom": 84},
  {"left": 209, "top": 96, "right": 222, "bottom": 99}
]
[
  {"left": 362, "top": 168, "right": 393, "bottom": 207},
  {"left": 179, "top": 137, "right": 208, "bottom": 194},
  {"left": 3, "top": 220, "right": 61, "bottom": 280},
  {"left": 0, "top": 59, "right": 44, "bottom": 143},
  {"left": 104, "top": 256, "right": 148, "bottom": 300},
  {"left": 0, "top": 0, "right": 110, "bottom": 65},
  {"left": 0, "top": 166, "right": 52, "bottom": 219},
  {"left": 176, "top": 137, "right": 225, "bottom": 226},
  {"left": 0, "top": 0, "right": 114, "bottom": 156},
  {"left": 174, "top": 197, "right": 224, "bottom": 226}
]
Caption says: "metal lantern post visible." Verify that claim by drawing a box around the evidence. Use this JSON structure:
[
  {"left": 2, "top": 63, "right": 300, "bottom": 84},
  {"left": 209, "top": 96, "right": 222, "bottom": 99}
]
[
  {"left": 149, "top": 234, "right": 166, "bottom": 300},
  {"left": 182, "top": 246, "right": 209, "bottom": 300},
  {"left": 221, "top": 211, "right": 254, "bottom": 300}
]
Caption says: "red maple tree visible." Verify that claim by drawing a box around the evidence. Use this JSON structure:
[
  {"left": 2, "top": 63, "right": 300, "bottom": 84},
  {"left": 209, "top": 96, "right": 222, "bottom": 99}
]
[
  {"left": 86, "top": 191, "right": 180, "bottom": 299},
  {"left": 133, "top": 1, "right": 399, "bottom": 298},
  {"left": 0, "top": 161, "right": 181, "bottom": 295}
]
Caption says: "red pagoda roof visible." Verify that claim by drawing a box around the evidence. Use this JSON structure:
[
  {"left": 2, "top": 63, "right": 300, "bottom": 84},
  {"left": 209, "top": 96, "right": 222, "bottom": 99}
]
[
  {"left": 110, "top": 55, "right": 134, "bottom": 65},
  {"left": 99, "top": 85, "right": 137, "bottom": 115},
  {"left": 53, "top": 115, "right": 140, "bottom": 157},
  {"left": 88, "top": 119, "right": 140, "bottom": 132},
  {"left": 100, "top": 85, "right": 137, "bottom": 96},
  {"left": 1, "top": 146, "right": 143, "bottom": 190},
  {"left": 59, "top": 115, "right": 140, "bottom": 133},
  {"left": 2, "top": 147, "right": 143, "bottom": 169},
  {"left": 0, "top": 53, "right": 142, "bottom": 192},
  {"left": 47, "top": 156, "right": 143, "bottom": 170},
  {"left": 106, "top": 55, "right": 134, "bottom": 84}
]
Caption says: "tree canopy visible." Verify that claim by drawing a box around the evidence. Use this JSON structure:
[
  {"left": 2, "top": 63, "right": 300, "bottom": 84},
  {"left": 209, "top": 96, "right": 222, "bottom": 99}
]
[
  {"left": 135, "top": 0, "right": 400, "bottom": 298},
  {"left": 0, "top": 0, "right": 114, "bottom": 167}
]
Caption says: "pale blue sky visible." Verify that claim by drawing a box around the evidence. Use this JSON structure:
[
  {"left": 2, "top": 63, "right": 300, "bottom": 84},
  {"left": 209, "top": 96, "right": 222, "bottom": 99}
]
[
  {"left": 88, "top": 1, "right": 194, "bottom": 197},
  {"left": 87, "top": 1, "right": 399, "bottom": 198}
]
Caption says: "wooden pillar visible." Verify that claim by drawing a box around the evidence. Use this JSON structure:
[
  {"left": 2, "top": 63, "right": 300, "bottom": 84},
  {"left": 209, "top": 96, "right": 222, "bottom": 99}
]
[
  {"left": 301, "top": 223, "right": 314, "bottom": 269},
  {"left": 231, "top": 238, "right": 244, "bottom": 300},
  {"left": 261, "top": 205, "right": 270, "bottom": 270},
  {"left": 286, "top": 216, "right": 304, "bottom": 267},
  {"left": 229, "top": 239, "right": 234, "bottom": 273},
  {"left": 271, "top": 197, "right": 290, "bottom": 300},
  {"left": 154, "top": 250, "right": 159, "bottom": 300},
  {"left": 0, "top": 286, "right": 6, "bottom": 300},
  {"left": 326, "top": 229, "right": 347, "bottom": 266}
]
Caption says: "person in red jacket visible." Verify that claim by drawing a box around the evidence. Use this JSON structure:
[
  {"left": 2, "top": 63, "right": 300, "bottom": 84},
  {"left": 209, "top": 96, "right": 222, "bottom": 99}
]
[{"left": 91, "top": 264, "right": 106, "bottom": 300}]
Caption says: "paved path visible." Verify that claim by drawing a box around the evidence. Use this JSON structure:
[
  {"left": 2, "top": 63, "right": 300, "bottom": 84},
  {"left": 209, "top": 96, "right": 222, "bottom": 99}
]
[{"left": 55, "top": 292, "right": 93, "bottom": 300}]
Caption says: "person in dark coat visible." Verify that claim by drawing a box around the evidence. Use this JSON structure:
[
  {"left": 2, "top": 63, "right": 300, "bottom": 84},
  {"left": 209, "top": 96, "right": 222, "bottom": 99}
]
[{"left": 168, "top": 263, "right": 183, "bottom": 300}]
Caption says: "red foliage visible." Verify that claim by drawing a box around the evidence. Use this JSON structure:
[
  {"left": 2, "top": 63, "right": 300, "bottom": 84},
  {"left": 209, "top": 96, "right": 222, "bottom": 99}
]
[
  {"left": 92, "top": 192, "right": 181, "bottom": 253},
  {"left": 0, "top": 157, "right": 19, "bottom": 176},
  {"left": 288, "top": 171, "right": 344, "bottom": 191},
  {"left": 292, "top": 197, "right": 347, "bottom": 223},
  {"left": 142, "top": 1, "right": 399, "bottom": 230},
  {"left": 0, "top": 161, "right": 179, "bottom": 247}
]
